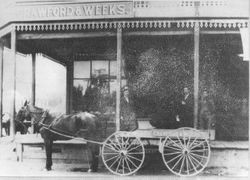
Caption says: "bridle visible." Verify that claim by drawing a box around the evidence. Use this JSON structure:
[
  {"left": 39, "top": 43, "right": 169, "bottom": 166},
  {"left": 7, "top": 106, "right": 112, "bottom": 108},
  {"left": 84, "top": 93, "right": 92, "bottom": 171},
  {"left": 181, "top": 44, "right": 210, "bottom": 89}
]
[{"left": 23, "top": 105, "right": 46, "bottom": 126}]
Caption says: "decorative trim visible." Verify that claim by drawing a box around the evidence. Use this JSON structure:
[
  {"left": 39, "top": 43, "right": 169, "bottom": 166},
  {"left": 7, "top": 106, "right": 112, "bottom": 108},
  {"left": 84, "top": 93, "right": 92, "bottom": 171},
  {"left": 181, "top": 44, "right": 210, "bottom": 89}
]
[
  {"left": 15, "top": 20, "right": 249, "bottom": 32},
  {"left": 134, "top": 1, "right": 150, "bottom": 8},
  {"left": 133, "top": 0, "right": 227, "bottom": 8}
]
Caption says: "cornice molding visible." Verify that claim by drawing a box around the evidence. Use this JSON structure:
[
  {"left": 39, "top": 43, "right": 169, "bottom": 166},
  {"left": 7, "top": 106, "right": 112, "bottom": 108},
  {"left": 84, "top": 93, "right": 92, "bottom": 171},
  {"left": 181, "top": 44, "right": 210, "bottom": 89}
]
[{"left": 15, "top": 19, "right": 249, "bottom": 32}]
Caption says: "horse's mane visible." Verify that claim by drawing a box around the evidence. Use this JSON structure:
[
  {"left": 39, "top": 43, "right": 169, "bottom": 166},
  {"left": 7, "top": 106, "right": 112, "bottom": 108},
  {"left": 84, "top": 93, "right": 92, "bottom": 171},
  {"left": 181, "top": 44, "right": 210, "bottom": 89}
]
[{"left": 27, "top": 104, "right": 44, "bottom": 114}]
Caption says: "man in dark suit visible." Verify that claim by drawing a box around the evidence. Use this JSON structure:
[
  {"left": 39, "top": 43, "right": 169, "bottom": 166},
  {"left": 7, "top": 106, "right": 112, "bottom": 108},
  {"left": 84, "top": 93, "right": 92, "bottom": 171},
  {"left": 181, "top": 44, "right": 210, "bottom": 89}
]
[
  {"left": 176, "top": 87, "right": 194, "bottom": 127},
  {"left": 120, "top": 86, "right": 138, "bottom": 131}
]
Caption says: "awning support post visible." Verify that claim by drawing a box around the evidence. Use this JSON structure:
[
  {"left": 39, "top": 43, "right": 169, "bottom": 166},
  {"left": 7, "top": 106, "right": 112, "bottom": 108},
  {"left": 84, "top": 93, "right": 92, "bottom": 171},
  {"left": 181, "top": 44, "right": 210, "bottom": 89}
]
[
  {"left": 194, "top": 22, "right": 200, "bottom": 129},
  {"left": 0, "top": 39, "right": 4, "bottom": 137},
  {"left": 116, "top": 27, "right": 122, "bottom": 131},
  {"left": 31, "top": 53, "right": 36, "bottom": 133},
  {"left": 10, "top": 29, "right": 16, "bottom": 139}
]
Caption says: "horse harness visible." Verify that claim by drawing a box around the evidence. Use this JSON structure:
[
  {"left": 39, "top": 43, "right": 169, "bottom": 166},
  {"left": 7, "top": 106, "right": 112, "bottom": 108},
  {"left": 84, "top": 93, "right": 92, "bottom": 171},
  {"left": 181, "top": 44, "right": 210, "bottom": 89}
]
[{"left": 26, "top": 107, "right": 104, "bottom": 145}]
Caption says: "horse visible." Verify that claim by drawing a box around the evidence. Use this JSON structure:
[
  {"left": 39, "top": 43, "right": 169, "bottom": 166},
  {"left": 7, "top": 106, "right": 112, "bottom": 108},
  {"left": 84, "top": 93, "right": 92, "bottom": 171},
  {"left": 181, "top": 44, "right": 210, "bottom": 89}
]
[{"left": 16, "top": 102, "right": 106, "bottom": 172}]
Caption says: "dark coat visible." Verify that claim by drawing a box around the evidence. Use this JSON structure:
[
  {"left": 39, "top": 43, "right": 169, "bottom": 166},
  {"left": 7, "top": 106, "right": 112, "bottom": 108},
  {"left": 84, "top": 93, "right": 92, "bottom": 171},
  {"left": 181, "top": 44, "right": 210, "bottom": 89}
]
[
  {"left": 177, "top": 93, "right": 194, "bottom": 127},
  {"left": 120, "top": 96, "right": 138, "bottom": 131}
]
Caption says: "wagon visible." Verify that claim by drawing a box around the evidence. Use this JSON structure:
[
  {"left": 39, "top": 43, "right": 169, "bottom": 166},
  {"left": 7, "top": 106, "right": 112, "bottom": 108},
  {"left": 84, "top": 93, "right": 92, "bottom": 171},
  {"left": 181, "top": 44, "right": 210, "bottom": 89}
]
[{"left": 101, "top": 127, "right": 212, "bottom": 176}]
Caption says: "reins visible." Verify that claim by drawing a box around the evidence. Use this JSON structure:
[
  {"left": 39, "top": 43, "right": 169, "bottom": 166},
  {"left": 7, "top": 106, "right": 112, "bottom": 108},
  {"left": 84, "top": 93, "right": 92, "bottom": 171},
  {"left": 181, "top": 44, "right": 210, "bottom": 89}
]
[
  {"left": 39, "top": 121, "right": 104, "bottom": 145},
  {"left": 37, "top": 112, "right": 104, "bottom": 145}
]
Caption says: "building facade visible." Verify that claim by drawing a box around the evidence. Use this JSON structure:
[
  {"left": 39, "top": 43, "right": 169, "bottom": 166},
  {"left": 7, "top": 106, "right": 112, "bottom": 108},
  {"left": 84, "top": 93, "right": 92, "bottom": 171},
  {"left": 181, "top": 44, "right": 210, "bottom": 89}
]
[{"left": 0, "top": 0, "right": 249, "bottom": 140}]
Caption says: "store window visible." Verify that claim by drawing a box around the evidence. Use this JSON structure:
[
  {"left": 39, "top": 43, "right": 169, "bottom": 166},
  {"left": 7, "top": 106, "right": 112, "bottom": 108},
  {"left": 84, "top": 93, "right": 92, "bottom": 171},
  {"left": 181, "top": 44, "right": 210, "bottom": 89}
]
[{"left": 73, "top": 60, "right": 117, "bottom": 114}]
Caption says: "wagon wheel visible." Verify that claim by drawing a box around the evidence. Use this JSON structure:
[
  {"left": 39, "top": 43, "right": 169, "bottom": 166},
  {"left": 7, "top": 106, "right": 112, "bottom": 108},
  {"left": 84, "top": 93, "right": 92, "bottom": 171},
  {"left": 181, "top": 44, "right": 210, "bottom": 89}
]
[
  {"left": 102, "top": 131, "right": 145, "bottom": 176},
  {"left": 161, "top": 127, "right": 211, "bottom": 176}
]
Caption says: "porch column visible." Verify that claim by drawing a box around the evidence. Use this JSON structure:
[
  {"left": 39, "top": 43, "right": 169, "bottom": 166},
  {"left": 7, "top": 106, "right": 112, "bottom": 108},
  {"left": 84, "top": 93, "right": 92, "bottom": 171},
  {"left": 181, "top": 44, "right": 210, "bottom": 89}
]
[
  {"left": 0, "top": 39, "right": 3, "bottom": 137},
  {"left": 66, "top": 61, "right": 73, "bottom": 114},
  {"left": 116, "top": 27, "right": 122, "bottom": 131},
  {"left": 194, "top": 22, "right": 200, "bottom": 129},
  {"left": 31, "top": 53, "right": 36, "bottom": 105},
  {"left": 10, "top": 30, "right": 16, "bottom": 138},
  {"left": 30, "top": 53, "right": 36, "bottom": 133}
]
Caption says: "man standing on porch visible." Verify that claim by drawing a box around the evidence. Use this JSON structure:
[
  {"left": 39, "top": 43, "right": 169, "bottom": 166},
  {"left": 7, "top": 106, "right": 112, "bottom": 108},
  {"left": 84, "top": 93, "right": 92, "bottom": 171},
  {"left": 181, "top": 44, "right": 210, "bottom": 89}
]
[
  {"left": 176, "top": 87, "right": 194, "bottom": 127},
  {"left": 120, "top": 86, "right": 138, "bottom": 131}
]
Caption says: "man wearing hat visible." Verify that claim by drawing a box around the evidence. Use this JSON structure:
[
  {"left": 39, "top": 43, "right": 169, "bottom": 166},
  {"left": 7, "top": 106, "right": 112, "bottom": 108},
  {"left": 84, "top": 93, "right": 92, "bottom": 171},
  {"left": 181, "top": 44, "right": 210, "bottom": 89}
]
[
  {"left": 120, "top": 85, "right": 138, "bottom": 131},
  {"left": 176, "top": 87, "right": 194, "bottom": 127}
]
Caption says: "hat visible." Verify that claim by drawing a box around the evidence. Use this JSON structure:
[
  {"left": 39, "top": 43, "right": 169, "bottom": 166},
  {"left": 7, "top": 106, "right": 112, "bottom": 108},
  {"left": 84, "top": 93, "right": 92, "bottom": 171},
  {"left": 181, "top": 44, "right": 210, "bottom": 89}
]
[{"left": 122, "top": 86, "right": 129, "bottom": 92}]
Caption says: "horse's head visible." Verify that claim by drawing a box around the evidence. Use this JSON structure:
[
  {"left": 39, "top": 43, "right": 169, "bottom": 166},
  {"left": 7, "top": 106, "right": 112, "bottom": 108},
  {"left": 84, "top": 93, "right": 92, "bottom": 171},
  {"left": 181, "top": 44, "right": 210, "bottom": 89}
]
[
  {"left": 16, "top": 101, "right": 45, "bottom": 126},
  {"left": 16, "top": 101, "right": 31, "bottom": 122}
]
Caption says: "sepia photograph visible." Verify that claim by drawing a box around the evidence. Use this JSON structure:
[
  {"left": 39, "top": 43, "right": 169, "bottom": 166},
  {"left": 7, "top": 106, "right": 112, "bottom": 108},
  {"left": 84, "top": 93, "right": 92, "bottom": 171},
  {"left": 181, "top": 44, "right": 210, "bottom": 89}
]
[{"left": 0, "top": 0, "right": 249, "bottom": 179}]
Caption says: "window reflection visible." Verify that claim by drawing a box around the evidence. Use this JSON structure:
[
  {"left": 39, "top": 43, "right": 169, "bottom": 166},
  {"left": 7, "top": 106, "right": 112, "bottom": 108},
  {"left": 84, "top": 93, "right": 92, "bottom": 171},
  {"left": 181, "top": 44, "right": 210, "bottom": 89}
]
[
  {"left": 92, "top": 60, "right": 109, "bottom": 78},
  {"left": 74, "top": 61, "right": 90, "bottom": 78},
  {"left": 73, "top": 60, "right": 117, "bottom": 114}
]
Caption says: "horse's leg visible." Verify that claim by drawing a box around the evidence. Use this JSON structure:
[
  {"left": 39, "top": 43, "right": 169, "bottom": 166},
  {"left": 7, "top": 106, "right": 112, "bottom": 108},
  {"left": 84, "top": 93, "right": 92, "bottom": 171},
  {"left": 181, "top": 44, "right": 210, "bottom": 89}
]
[
  {"left": 7, "top": 121, "right": 10, "bottom": 135},
  {"left": 88, "top": 143, "right": 99, "bottom": 172},
  {"left": 44, "top": 138, "right": 53, "bottom": 170}
]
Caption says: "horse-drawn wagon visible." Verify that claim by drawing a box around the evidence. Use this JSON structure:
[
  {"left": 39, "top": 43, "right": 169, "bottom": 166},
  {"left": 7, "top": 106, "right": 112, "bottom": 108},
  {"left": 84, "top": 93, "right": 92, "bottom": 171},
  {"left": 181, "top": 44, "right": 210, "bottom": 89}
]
[{"left": 16, "top": 102, "right": 213, "bottom": 177}]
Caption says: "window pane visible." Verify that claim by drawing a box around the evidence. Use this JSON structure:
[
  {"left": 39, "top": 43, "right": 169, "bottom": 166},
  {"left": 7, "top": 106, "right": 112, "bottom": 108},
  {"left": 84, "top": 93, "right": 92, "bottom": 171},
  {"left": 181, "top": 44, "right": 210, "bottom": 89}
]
[
  {"left": 74, "top": 61, "right": 90, "bottom": 78},
  {"left": 73, "top": 80, "right": 89, "bottom": 95},
  {"left": 110, "top": 60, "right": 125, "bottom": 78},
  {"left": 73, "top": 79, "right": 89, "bottom": 112},
  {"left": 110, "top": 61, "right": 116, "bottom": 77},
  {"left": 92, "top": 60, "right": 109, "bottom": 78}
]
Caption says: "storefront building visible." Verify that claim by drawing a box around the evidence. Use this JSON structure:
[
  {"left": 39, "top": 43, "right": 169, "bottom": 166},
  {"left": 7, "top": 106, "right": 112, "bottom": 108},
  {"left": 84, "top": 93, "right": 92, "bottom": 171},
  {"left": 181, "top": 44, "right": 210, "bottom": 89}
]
[{"left": 0, "top": 0, "right": 249, "bottom": 140}]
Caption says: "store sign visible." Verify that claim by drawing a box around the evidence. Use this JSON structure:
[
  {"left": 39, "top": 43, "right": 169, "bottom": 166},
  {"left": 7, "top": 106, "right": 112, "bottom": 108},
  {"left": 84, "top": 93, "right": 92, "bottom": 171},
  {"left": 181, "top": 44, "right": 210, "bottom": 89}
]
[{"left": 18, "top": 2, "right": 133, "bottom": 20}]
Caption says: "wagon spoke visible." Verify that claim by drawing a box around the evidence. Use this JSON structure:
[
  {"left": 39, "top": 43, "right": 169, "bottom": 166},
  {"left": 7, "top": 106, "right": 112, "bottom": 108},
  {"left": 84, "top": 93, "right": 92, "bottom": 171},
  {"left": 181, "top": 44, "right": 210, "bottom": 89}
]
[
  {"left": 190, "top": 152, "right": 208, "bottom": 160},
  {"left": 167, "top": 138, "right": 182, "bottom": 150},
  {"left": 185, "top": 155, "right": 189, "bottom": 175},
  {"left": 179, "top": 154, "right": 185, "bottom": 174},
  {"left": 191, "top": 149, "right": 209, "bottom": 153},
  {"left": 126, "top": 138, "right": 138, "bottom": 150},
  {"left": 125, "top": 156, "right": 138, "bottom": 169},
  {"left": 105, "top": 154, "right": 120, "bottom": 162},
  {"left": 164, "top": 144, "right": 182, "bottom": 152},
  {"left": 127, "top": 144, "right": 143, "bottom": 152},
  {"left": 109, "top": 155, "right": 121, "bottom": 169},
  {"left": 119, "top": 136, "right": 125, "bottom": 149},
  {"left": 171, "top": 154, "right": 184, "bottom": 170},
  {"left": 124, "top": 157, "right": 132, "bottom": 172},
  {"left": 188, "top": 153, "right": 200, "bottom": 168},
  {"left": 120, "top": 136, "right": 128, "bottom": 149},
  {"left": 114, "top": 135, "right": 122, "bottom": 149},
  {"left": 107, "top": 139, "right": 121, "bottom": 151},
  {"left": 105, "top": 143, "right": 120, "bottom": 152},
  {"left": 180, "top": 129, "right": 187, "bottom": 147},
  {"left": 165, "top": 153, "right": 182, "bottom": 164},
  {"left": 187, "top": 153, "right": 198, "bottom": 172},
  {"left": 127, "top": 152, "right": 144, "bottom": 155},
  {"left": 103, "top": 152, "right": 119, "bottom": 155},
  {"left": 163, "top": 151, "right": 182, "bottom": 156},
  {"left": 189, "top": 153, "right": 205, "bottom": 168},
  {"left": 122, "top": 158, "right": 125, "bottom": 174},
  {"left": 115, "top": 157, "right": 122, "bottom": 173},
  {"left": 127, "top": 154, "right": 143, "bottom": 163},
  {"left": 124, "top": 136, "right": 130, "bottom": 149},
  {"left": 186, "top": 131, "right": 192, "bottom": 147},
  {"left": 190, "top": 140, "right": 206, "bottom": 150},
  {"left": 176, "top": 133, "right": 183, "bottom": 147},
  {"left": 188, "top": 136, "right": 198, "bottom": 149}
]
